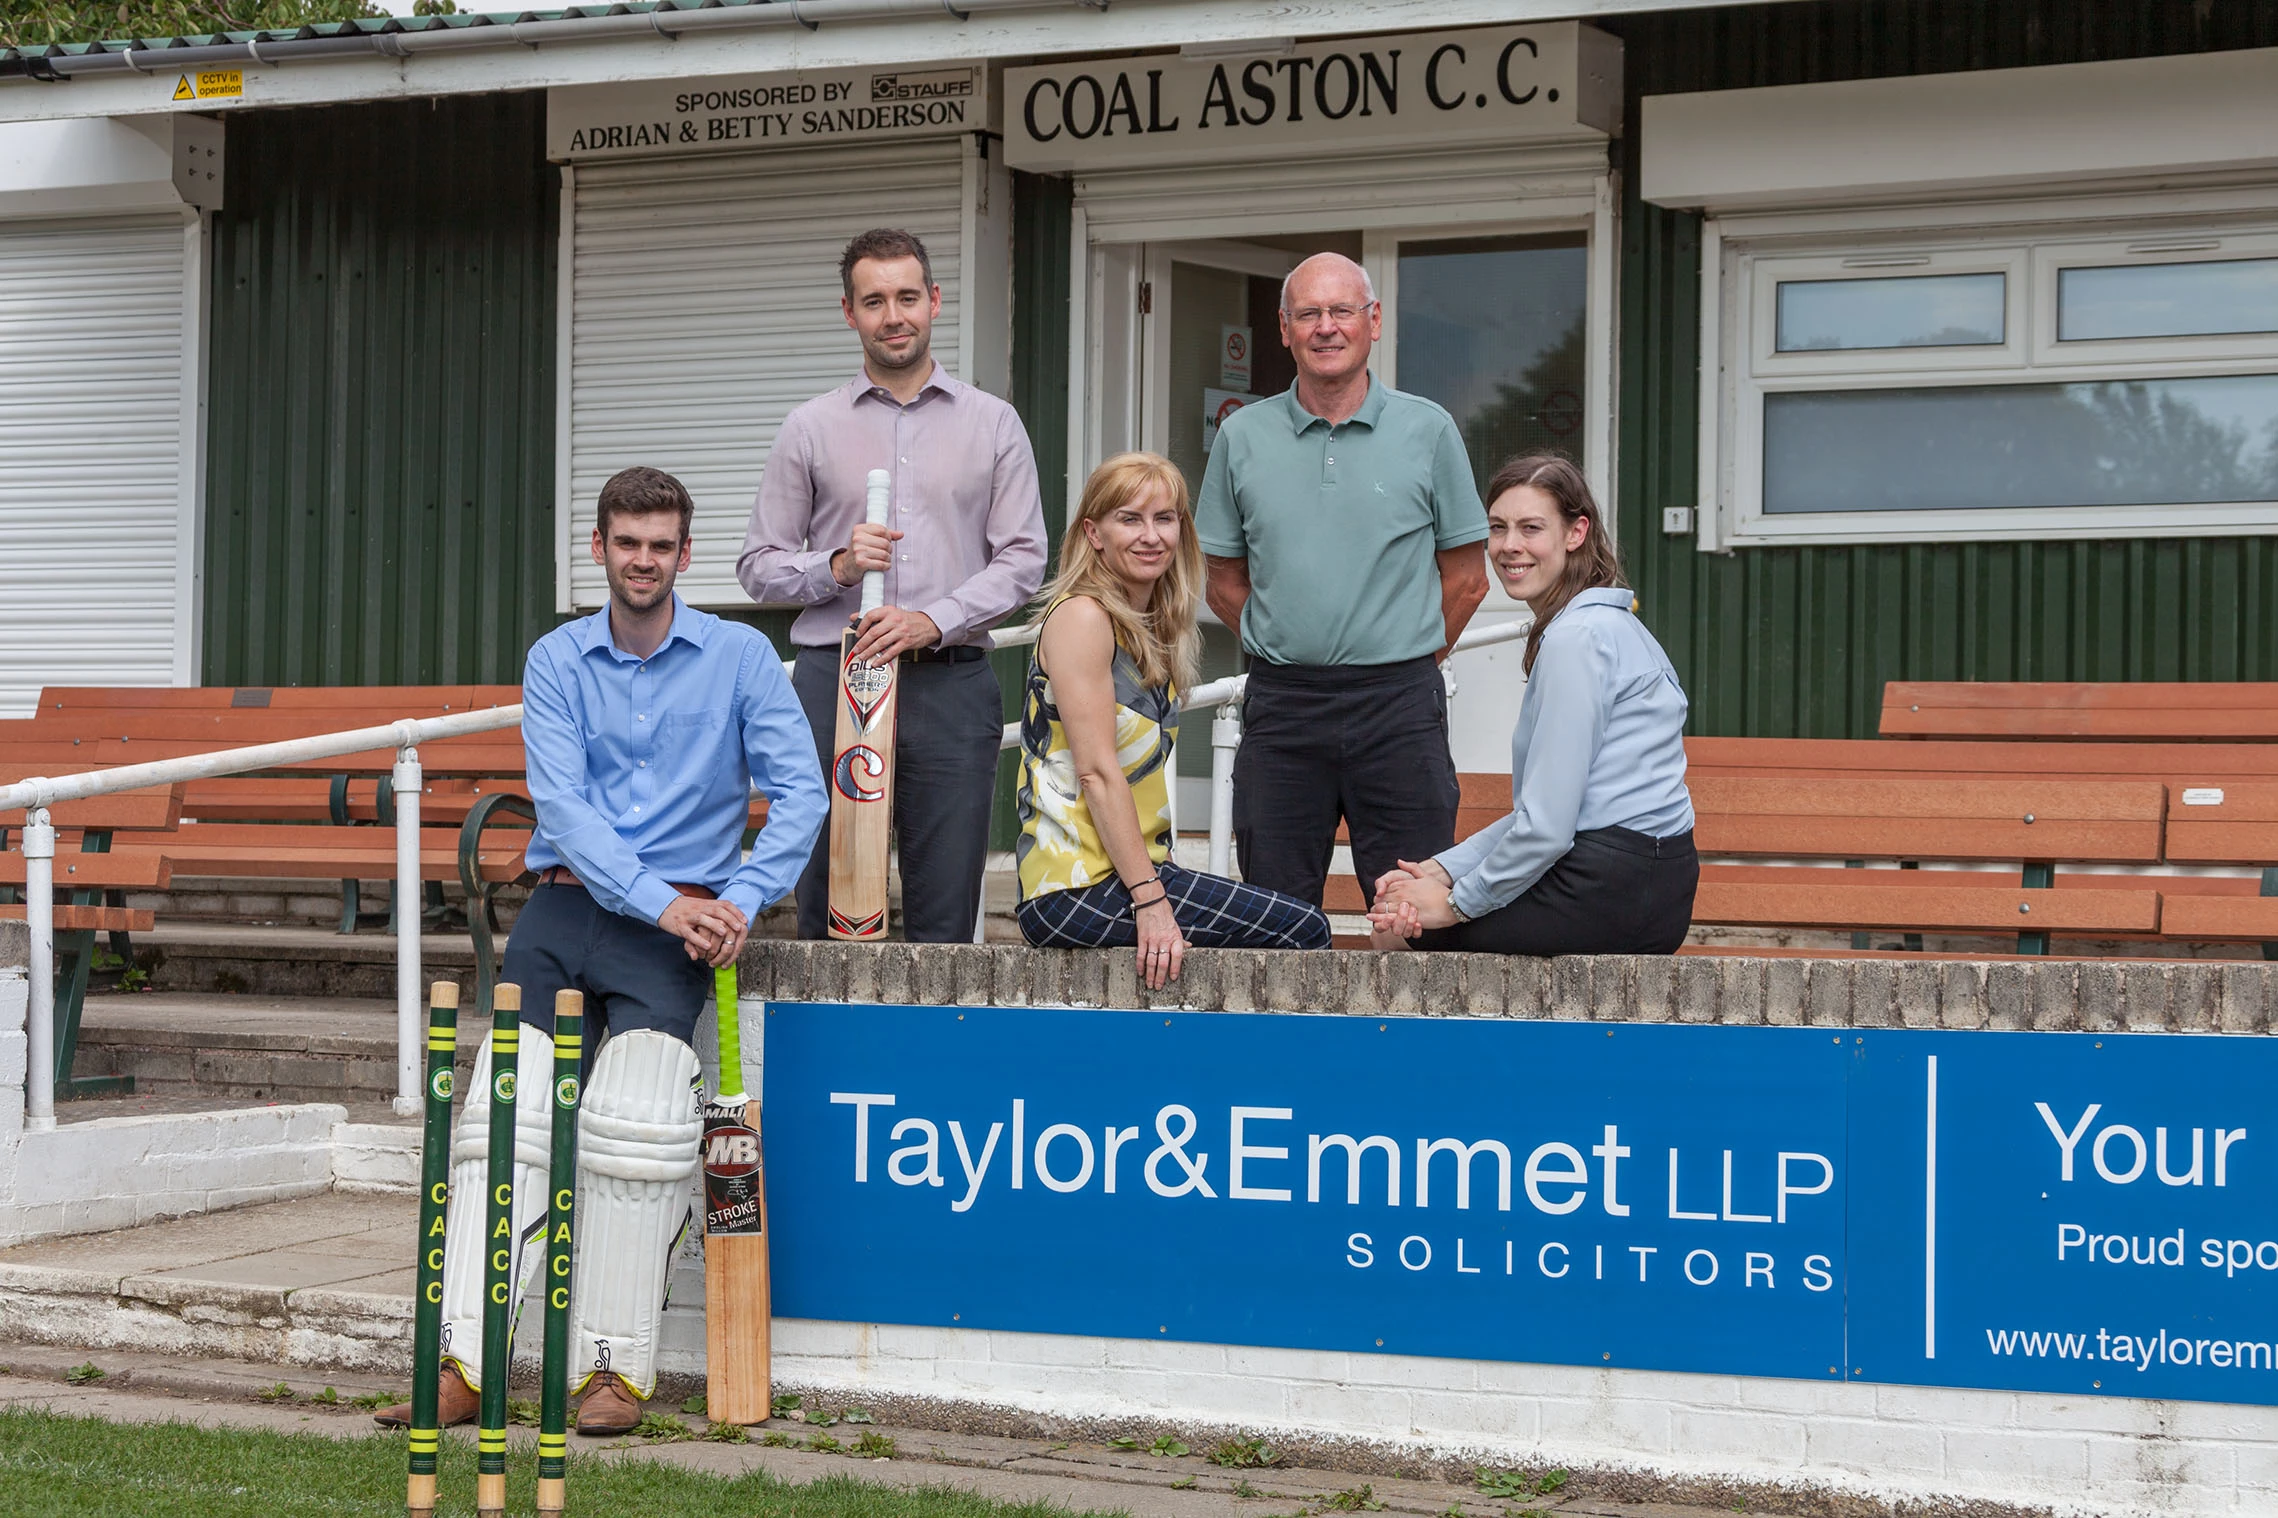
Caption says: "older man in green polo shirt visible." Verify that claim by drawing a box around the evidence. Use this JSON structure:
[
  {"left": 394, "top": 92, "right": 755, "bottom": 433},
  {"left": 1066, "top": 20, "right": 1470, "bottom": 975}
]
[{"left": 1198, "top": 251, "right": 1490, "bottom": 912}]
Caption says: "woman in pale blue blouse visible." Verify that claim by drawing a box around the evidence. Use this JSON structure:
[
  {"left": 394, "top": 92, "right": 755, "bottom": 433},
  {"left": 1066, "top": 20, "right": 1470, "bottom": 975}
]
[{"left": 1369, "top": 455, "right": 1697, "bottom": 956}]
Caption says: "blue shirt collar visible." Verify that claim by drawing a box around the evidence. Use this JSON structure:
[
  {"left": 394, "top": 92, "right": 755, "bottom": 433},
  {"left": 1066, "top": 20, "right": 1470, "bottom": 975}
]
[
  {"left": 574, "top": 594, "right": 710, "bottom": 662},
  {"left": 1285, "top": 372, "right": 1385, "bottom": 433},
  {"left": 1570, "top": 587, "right": 1636, "bottom": 613}
]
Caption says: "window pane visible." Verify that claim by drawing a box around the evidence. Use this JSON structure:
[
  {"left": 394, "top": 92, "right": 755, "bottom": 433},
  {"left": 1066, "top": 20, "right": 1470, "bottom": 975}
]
[
  {"left": 1774, "top": 272, "right": 2005, "bottom": 352},
  {"left": 1397, "top": 233, "right": 1586, "bottom": 495},
  {"left": 2058, "top": 257, "right": 2278, "bottom": 341},
  {"left": 1763, "top": 375, "right": 2278, "bottom": 513}
]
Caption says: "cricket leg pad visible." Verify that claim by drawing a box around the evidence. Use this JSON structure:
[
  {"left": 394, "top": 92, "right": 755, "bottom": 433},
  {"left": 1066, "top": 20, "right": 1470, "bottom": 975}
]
[
  {"left": 439, "top": 1026, "right": 557, "bottom": 1388},
  {"left": 570, "top": 1029, "right": 703, "bottom": 1401}
]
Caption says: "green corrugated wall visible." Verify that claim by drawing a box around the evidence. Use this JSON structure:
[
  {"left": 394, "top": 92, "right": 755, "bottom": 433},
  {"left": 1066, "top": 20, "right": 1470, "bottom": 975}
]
[
  {"left": 203, "top": 93, "right": 560, "bottom": 687},
  {"left": 1604, "top": 0, "right": 2278, "bottom": 738}
]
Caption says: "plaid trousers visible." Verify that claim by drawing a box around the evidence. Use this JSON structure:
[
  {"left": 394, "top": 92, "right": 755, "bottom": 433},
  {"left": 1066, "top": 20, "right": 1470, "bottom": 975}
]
[{"left": 1017, "top": 862, "right": 1332, "bottom": 951}]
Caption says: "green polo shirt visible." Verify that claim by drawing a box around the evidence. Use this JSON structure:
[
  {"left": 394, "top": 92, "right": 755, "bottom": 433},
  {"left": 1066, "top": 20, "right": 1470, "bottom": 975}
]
[{"left": 1196, "top": 376, "right": 1487, "bottom": 668}]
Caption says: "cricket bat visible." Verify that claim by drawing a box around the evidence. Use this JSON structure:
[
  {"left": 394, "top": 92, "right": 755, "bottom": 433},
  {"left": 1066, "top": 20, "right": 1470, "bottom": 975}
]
[
  {"left": 701, "top": 965, "right": 771, "bottom": 1425},
  {"left": 827, "top": 467, "right": 897, "bottom": 940}
]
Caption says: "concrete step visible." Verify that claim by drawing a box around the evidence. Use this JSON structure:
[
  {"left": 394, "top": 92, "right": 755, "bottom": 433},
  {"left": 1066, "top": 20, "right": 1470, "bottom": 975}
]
[
  {"left": 75, "top": 991, "right": 487, "bottom": 1110},
  {"left": 133, "top": 922, "right": 485, "bottom": 999}
]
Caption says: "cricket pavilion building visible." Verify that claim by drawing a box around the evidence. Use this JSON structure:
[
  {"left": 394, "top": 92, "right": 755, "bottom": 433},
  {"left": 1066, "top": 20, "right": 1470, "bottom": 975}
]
[{"left": 0, "top": 0, "right": 2272, "bottom": 813}]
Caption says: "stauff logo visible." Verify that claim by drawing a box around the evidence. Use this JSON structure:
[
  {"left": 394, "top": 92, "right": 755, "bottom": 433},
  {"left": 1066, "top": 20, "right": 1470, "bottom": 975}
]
[{"left": 872, "top": 69, "right": 975, "bottom": 105}]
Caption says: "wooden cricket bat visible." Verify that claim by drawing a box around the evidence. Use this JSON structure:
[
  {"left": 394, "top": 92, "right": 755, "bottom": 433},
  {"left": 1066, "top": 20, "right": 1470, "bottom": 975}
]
[
  {"left": 826, "top": 467, "right": 897, "bottom": 941},
  {"left": 702, "top": 965, "right": 771, "bottom": 1425}
]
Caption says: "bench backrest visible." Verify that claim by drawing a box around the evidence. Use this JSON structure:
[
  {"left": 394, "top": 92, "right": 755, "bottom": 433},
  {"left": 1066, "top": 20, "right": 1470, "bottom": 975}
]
[
  {"left": 1686, "top": 735, "right": 2278, "bottom": 790},
  {"left": 1881, "top": 681, "right": 2278, "bottom": 742},
  {"left": 1690, "top": 776, "right": 2165, "bottom": 863}
]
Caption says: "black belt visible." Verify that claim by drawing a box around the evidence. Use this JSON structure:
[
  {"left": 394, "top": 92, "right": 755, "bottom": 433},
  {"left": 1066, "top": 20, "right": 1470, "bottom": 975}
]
[{"left": 798, "top": 644, "right": 987, "bottom": 664}]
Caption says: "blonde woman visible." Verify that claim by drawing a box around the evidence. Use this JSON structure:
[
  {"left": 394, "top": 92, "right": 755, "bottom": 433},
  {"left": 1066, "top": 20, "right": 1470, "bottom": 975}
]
[{"left": 1017, "top": 453, "right": 1331, "bottom": 987}]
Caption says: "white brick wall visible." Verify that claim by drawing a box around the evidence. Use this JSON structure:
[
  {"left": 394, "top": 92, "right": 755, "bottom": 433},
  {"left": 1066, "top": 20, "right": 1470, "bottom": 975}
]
[
  {"left": 0, "top": 1101, "right": 344, "bottom": 1246},
  {"left": 753, "top": 1315, "right": 2278, "bottom": 1516}
]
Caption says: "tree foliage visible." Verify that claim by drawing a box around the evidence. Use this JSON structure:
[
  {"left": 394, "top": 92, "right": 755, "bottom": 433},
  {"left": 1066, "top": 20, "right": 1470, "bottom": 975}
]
[{"left": 1, "top": 1, "right": 469, "bottom": 51}]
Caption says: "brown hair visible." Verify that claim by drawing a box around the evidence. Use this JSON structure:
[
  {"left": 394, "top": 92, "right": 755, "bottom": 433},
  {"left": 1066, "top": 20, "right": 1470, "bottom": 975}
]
[
  {"left": 1486, "top": 453, "right": 1626, "bottom": 674},
  {"left": 1036, "top": 452, "right": 1202, "bottom": 692},
  {"left": 840, "top": 228, "right": 935, "bottom": 299},
  {"left": 595, "top": 465, "right": 693, "bottom": 542}
]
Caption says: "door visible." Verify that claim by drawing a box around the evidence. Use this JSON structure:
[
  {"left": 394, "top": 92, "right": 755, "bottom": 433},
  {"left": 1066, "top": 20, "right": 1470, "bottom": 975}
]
[
  {"left": 1135, "top": 241, "right": 1301, "bottom": 821},
  {"left": 1376, "top": 230, "right": 1595, "bottom": 771}
]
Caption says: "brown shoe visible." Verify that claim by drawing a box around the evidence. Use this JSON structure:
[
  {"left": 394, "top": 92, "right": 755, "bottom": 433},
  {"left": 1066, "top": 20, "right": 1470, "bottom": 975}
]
[
  {"left": 372, "top": 1363, "right": 478, "bottom": 1428},
  {"left": 576, "top": 1372, "right": 643, "bottom": 1436}
]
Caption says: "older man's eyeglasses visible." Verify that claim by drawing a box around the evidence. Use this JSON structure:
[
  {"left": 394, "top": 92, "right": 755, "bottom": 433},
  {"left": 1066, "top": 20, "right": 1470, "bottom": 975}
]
[{"left": 1285, "top": 302, "right": 1375, "bottom": 330}]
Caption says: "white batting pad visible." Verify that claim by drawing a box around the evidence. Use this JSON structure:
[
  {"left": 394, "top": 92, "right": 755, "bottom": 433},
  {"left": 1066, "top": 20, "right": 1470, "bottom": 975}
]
[
  {"left": 439, "top": 1024, "right": 557, "bottom": 1389},
  {"left": 570, "top": 1029, "right": 703, "bottom": 1399}
]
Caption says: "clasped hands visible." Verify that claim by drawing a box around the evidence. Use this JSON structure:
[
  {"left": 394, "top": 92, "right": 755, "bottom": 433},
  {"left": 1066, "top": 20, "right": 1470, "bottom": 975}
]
[
  {"left": 1366, "top": 858, "right": 1461, "bottom": 942},
  {"left": 660, "top": 894, "right": 748, "bottom": 968},
  {"left": 831, "top": 522, "right": 939, "bottom": 663}
]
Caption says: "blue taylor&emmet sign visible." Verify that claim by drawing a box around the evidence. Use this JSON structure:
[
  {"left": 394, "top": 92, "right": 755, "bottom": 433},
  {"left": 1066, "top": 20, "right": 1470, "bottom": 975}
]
[{"left": 762, "top": 1005, "right": 2277, "bottom": 1405}]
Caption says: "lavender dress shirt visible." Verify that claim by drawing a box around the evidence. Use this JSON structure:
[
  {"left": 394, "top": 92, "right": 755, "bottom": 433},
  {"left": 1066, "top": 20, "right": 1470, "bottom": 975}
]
[{"left": 737, "top": 363, "right": 1049, "bottom": 649}]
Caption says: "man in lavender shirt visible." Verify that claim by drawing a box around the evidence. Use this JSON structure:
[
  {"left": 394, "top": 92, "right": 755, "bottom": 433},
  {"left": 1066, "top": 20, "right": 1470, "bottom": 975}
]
[{"left": 739, "top": 228, "right": 1048, "bottom": 942}]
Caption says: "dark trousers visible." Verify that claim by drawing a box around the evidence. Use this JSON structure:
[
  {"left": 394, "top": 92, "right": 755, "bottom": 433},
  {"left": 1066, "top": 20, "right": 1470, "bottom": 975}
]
[
  {"left": 1418, "top": 827, "right": 1699, "bottom": 957},
  {"left": 791, "top": 646, "right": 1002, "bottom": 943},
  {"left": 501, "top": 882, "right": 709, "bottom": 1050},
  {"left": 1234, "top": 656, "right": 1459, "bottom": 911}
]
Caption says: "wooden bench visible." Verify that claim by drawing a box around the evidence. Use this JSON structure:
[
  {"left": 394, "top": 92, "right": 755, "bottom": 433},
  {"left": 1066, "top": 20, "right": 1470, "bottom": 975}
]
[
  {"left": 1881, "top": 681, "right": 2278, "bottom": 742},
  {"left": 5, "top": 684, "right": 529, "bottom": 933},
  {"left": 1320, "top": 766, "right": 2277, "bottom": 955},
  {"left": 1686, "top": 736, "right": 2278, "bottom": 951}
]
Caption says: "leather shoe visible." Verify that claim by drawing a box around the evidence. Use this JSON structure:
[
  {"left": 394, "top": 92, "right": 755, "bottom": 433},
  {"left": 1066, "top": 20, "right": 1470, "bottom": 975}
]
[
  {"left": 371, "top": 1363, "right": 478, "bottom": 1428},
  {"left": 576, "top": 1372, "right": 643, "bottom": 1435}
]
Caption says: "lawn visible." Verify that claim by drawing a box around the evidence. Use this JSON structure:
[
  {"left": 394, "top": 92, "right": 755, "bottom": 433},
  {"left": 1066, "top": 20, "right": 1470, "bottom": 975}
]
[{"left": 0, "top": 1406, "right": 1120, "bottom": 1518}]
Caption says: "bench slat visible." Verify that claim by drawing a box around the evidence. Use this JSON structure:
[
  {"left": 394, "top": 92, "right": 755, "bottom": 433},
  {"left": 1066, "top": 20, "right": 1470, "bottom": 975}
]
[
  {"left": 0, "top": 854, "right": 171, "bottom": 889},
  {"left": 2156, "top": 896, "right": 2278, "bottom": 940},
  {"left": 0, "top": 904, "right": 155, "bottom": 932},
  {"left": 1692, "top": 882, "right": 2160, "bottom": 934},
  {"left": 2163, "top": 783, "right": 2278, "bottom": 865},
  {"left": 0, "top": 786, "right": 181, "bottom": 830},
  {"left": 1882, "top": 682, "right": 2278, "bottom": 742},
  {"left": 1685, "top": 736, "right": 2278, "bottom": 787}
]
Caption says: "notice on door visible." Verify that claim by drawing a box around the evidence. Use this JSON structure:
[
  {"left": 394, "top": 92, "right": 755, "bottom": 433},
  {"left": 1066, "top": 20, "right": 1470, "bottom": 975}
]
[
  {"left": 1220, "top": 326, "right": 1253, "bottom": 391},
  {"left": 1203, "top": 388, "right": 1255, "bottom": 453}
]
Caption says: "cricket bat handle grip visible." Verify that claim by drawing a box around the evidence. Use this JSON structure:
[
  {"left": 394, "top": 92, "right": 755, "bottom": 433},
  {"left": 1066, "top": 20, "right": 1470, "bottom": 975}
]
[{"left": 860, "top": 468, "right": 890, "bottom": 618}]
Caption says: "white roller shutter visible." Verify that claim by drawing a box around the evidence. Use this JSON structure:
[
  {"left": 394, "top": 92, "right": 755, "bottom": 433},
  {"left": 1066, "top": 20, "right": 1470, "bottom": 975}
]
[
  {"left": 564, "top": 140, "right": 965, "bottom": 610},
  {"left": 0, "top": 213, "right": 197, "bottom": 716}
]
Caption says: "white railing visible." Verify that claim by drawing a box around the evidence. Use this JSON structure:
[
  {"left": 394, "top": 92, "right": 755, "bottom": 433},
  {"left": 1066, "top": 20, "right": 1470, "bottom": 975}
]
[
  {"left": 0, "top": 706, "right": 525, "bottom": 1132},
  {"left": 2, "top": 615, "right": 1527, "bottom": 1129}
]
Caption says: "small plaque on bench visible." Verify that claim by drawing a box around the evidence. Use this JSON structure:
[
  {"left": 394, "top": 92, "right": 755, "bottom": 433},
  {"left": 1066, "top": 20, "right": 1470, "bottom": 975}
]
[
  {"left": 2181, "top": 788, "right": 2225, "bottom": 806},
  {"left": 230, "top": 688, "right": 273, "bottom": 708}
]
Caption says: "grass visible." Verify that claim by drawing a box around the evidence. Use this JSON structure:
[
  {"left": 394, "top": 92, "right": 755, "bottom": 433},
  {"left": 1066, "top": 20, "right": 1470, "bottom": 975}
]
[{"left": 0, "top": 1406, "right": 1131, "bottom": 1518}]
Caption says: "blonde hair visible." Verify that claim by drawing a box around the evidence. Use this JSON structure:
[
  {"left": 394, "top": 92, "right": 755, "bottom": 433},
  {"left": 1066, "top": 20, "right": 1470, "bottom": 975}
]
[{"left": 1037, "top": 452, "right": 1202, "bottom": 692}]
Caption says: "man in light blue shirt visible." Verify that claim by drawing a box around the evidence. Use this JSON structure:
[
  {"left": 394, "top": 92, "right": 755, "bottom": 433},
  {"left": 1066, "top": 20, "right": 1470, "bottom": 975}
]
[
  {"left": 518, "top": 470, "right": 825, "bottom": 998},
  {"left": 460, "top": 465, "right": 820, "bottom": 1436}
]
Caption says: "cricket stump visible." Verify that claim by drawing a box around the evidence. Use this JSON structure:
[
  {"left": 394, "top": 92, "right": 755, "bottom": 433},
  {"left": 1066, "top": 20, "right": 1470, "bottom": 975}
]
[
  {"left": 405, "top": 981, "right": 459, "bottom": 1518},
  {"left": 475, "top": 984, "right": 520, "bottom": 1518},
  {"left": 536, "top": 990, "right": 583, "bottom": 1516}
]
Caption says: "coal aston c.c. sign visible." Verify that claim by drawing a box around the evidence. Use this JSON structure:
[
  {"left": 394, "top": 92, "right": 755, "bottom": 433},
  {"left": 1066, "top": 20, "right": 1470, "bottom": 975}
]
[{"left": 1002, "top": 22, "right": 1622, "bottom": 174}]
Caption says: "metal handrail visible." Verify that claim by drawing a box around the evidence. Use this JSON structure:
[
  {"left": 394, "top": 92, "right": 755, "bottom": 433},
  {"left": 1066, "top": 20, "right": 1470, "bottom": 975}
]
[{"left": 5, "top": 613, "right": 1527, "bottom": 1128}]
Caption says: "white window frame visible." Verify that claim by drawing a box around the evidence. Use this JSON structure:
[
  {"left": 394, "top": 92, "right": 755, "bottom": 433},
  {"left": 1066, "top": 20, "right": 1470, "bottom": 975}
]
[{"left": 1699, "top": 194, "right": 2278, "bottom": 550}]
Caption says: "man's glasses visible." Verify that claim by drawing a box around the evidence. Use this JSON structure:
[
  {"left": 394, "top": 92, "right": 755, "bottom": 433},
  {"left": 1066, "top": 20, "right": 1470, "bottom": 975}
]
[{"left": 1284, "top": 302, "right": 1375, "bottom": 330}]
